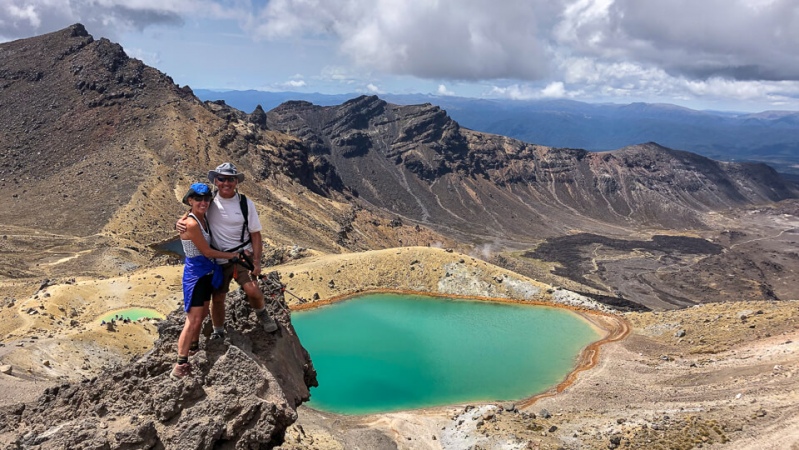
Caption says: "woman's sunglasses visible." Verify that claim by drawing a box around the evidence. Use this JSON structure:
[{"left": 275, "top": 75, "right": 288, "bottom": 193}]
[{"left": 190, "top": 195, "right": 212, "bottom": 202}]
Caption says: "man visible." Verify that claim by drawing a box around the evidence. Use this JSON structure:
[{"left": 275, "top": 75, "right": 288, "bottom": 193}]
[{"left": 178, "top": 162, "right": 278, "bottom": 336}]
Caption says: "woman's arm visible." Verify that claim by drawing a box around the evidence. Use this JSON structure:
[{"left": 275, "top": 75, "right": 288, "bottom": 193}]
[{"left": 180, "top": 220, "right": 237, "bottom": 260}]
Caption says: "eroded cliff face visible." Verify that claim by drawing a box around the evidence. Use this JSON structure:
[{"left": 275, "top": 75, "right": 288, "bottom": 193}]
[
  {"left": 266, "top": 96, "right": 799, "bottom": 239},
  {"left": 0, "top": 273, "right": 317, "bottom": 449}
]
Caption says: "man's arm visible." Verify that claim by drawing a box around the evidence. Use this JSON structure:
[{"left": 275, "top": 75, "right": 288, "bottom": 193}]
[
  {"left": 176, "top": 214, "right": 189, "bottom": 234},
  {"left": 183, "top": 221, "right": 237, "bottom": 261},
  {"left": 250, "top": 231, "right": 262, "bottom": 277}
]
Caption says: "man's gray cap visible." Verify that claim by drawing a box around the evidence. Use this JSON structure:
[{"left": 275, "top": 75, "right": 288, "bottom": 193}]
[{"left": 208, "top": 162, "right": 245, "bottom": 182}]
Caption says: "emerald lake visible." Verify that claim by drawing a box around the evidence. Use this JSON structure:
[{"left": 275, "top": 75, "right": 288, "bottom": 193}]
[
  {"left": 99, "top": 308, "right": 164, "bottom": 322},
  {"left": 291, "top": 293, "right": 602, "bottom": 415}
]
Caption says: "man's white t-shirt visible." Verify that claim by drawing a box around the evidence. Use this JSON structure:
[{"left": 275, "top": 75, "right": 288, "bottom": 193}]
[{"left": 207, "top": 193, "right": 262, "bottom": 263}]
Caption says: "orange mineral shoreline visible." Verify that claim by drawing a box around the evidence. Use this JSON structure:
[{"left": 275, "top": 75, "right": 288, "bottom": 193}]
[
  {"left": 517, "top": 310, "right": 630, "bottom": 408},
  {"left": 290, "top": 288, "right": 631, "bottom": 410}
]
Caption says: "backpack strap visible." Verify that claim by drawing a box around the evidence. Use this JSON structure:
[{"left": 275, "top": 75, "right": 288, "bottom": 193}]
[
  {"left": 205, "top": 191, "right": 252, "bottom": 253},
  {"left": 239, "top": 193, "right": 249, "bottom": 243},
  {"left": 222, "top": 193, "right": 252, "bottom": 253}
]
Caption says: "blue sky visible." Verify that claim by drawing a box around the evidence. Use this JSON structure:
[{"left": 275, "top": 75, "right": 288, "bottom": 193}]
[{"left": 2, "top": 0, "right": 799, "bottom": 112}]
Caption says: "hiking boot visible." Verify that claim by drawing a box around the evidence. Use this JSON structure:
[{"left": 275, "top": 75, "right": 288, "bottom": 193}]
[
  {"left": 256, "top": 309, "right": 278, "bottom": 333},
  {"left": 170, "top": 362, "right": 191, "bottom": 380},
  {"left": 209, "top": 330, "right": 225, "bottom": 341}
]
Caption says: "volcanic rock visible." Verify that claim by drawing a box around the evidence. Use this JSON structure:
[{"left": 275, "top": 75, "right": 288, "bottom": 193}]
[
  {"left": 267, "top": 96, "right": 799, "bottom": 239},
  {"left": 0, "top": 272, "right": 317, "bottom": 449}
]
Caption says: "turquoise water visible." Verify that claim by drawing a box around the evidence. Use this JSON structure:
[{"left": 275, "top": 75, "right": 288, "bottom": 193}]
[
  {"left": 153, "top": 238, "right": 185, "bottom": 258},
  {"left": 99, "top": 308, "right": 164, "bottom": 322},
  {"left": 292, "top": 293, "right": 602, "bottom": 415}
]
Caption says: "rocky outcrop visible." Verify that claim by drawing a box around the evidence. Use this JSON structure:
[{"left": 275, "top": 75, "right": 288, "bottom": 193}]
[
  {"left": 267, "top": 95, "right": 470, "bottom": 179},
  {"left": 0, "top": 273, "right": 317, "bottom": 449},
  {"left": 202, "top": 99, "right": 346, "bottom": 197}
]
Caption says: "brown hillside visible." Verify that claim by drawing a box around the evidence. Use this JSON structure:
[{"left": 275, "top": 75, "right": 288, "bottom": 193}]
[{"left": 0, "top": 24, "right": 459, "bottom": 286}]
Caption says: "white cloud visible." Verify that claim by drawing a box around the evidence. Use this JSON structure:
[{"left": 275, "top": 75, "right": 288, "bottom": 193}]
[
  {"left": 7, "top": 3, "right": 41, "bottom": 28},
  {"left": 437, "top": 84, "right": 455, "bottom": 96},
  {"left": 318, "top": 65, "right": 366, "bottom": 86},
  {"left": 0, "top": 0, "right": 227, "bottom": 40},
  {"left": 0, "top": 0, "right": 189, "bottom": 38},
  {"left": 555, "top": 0, "right": 614, "bottom": 49},
  {"left": 555, "top": 0, "right": 799, "bottom": 81},
  {"left": 366, "top": 83, "right": 381, "bottom": 93},
  {"left": 284, "top": 79, "right": 306, "bottom": 88},
  {"left": 253, "top": 0, "right": 558, "bottom": 80},
  {"left": 487, "top": 81, "right": 581, "bottom": 100},
  {"left": 125, "top": 47, "right": 161, "bottom": 66},
  {"left": 541, "top": 82, "right": 566, "bottom": 98},
  {"left": 245, "top": 0, "right": 799, "bottom": 110},
  {"left": 682, "top": 78, "right": 799, "bottom": 105},
  {"left": 488, "top": 84, "right": 541, "bottom": 100},
  {"left": 547, "top": 51, "right": 799, "bottom": 107}
]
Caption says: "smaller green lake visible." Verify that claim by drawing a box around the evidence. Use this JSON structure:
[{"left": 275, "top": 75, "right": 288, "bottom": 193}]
[
  {"left": 292, "top": 293, "right": 602, "bottom": 415},
  {"left": 99, "top": 308, "right": 164, "bottom": 322}
]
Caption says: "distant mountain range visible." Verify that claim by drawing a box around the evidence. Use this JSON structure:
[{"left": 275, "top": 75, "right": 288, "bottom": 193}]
[
  {"left": 195, "top": 89, "right": 799, "bottom": 178},
  {"left": 260, "top": 95, "right": 797, "bottom": 241}
]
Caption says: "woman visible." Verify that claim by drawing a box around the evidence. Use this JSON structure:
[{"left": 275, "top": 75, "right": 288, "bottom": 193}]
[{"left": 172, "top": 183, "right": 240, "bottom": 380}]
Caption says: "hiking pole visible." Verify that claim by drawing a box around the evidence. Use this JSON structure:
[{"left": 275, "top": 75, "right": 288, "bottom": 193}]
[
  {"left": 257, "top": 274, "right": 302, "bottom": 315},
  {"left": 282, "top": 288, "right": 306, "bottom": 303},
  {"left": 262, "top": 276, "right": 306, "bottom": 303}
]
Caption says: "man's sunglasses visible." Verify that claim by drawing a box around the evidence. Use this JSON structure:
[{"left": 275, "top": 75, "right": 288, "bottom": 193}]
[{"left": 216, "top": 176, "right": 238, "bottom": 183}]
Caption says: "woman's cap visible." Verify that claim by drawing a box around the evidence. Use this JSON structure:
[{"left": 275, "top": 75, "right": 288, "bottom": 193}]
[{"left": 182, "top": 182, "right": 212, "bottom": 205}]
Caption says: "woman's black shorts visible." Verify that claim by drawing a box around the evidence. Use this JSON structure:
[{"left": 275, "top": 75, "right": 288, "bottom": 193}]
[{"left": 190, "top": 273, "right": 214, "bottom": 308}]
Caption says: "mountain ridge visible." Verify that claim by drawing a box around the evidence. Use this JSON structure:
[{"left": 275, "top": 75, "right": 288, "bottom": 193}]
[
  {"left": 197, "top": 89, "right": 799, "bottom": 176},
  {"left": 265, "top": 95, "right": 798, "bottom": 241}
]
